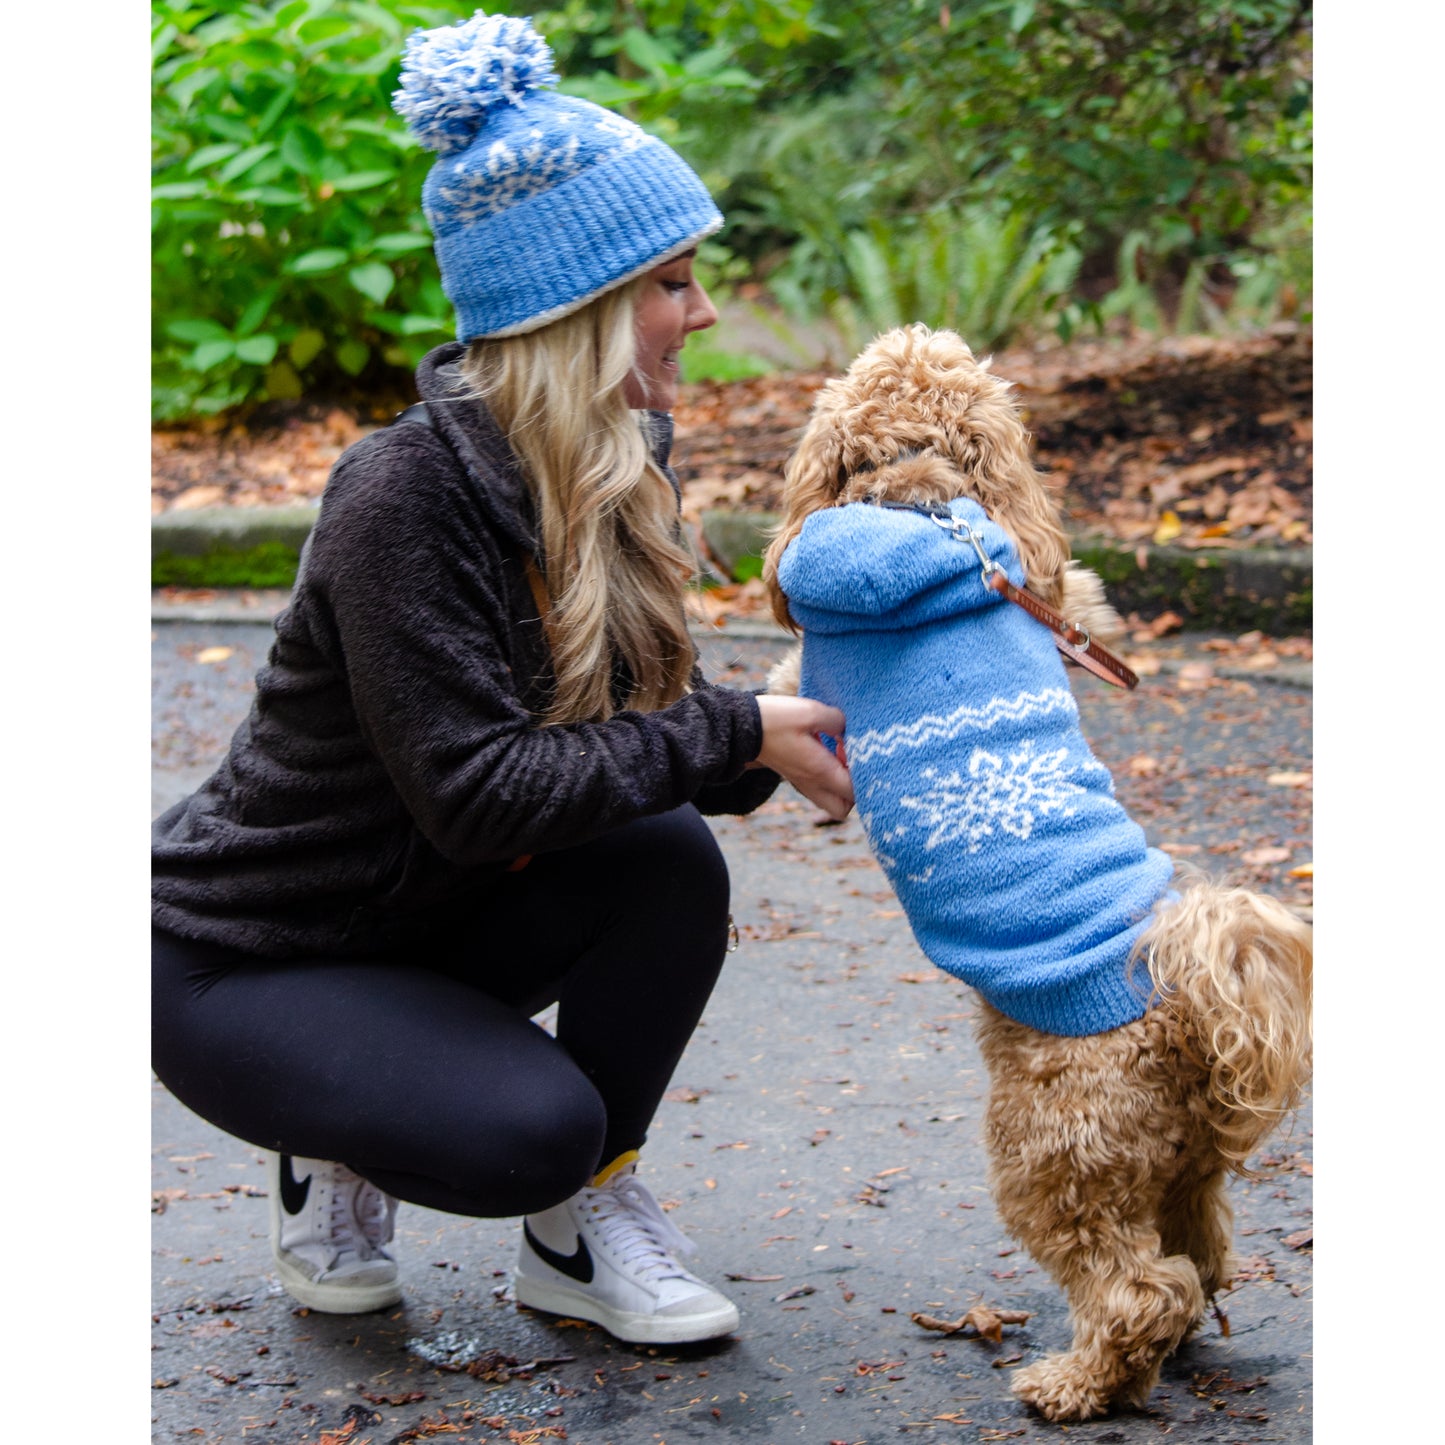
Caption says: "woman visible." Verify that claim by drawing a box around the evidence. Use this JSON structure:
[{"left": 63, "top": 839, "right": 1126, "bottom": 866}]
[{"left": 151, "top": 11, "right": 851, "bottom": 1346}]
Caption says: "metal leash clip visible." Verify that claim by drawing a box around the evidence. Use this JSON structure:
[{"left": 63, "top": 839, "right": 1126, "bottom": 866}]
[{"left": 929, "top": 511, "right": 1000, "bottom": 581}]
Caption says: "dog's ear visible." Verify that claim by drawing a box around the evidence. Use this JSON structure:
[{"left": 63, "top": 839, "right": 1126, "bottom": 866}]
[{"left": 763, "top": 403, "right": 849, "bottom": 632}]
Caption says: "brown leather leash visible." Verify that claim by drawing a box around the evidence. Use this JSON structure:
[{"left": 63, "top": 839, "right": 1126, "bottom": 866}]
[
  {"left": 985, "top": 571, "right": 1137, "bottom": 689},
  {"left": 866, "top": 498, "right": 1138, "bottom": 690}
]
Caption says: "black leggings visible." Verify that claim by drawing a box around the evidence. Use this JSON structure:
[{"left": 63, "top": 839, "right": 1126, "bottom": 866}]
[{"left": 152, "top": 805, "right": 730, "bottom": 1219}]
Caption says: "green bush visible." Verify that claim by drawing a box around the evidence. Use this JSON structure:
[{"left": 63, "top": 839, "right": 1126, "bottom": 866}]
[{"left": 151, "top": 0, "right": 479, "bottom": 420}]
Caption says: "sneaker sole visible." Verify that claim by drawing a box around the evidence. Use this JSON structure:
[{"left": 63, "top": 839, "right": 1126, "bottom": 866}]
[
  {"left": 274, "top": 1258, "right": 404, "bottom": 1315},
  {"left": 514, "top": 1273, "right": 739, "bottom": 1344}
]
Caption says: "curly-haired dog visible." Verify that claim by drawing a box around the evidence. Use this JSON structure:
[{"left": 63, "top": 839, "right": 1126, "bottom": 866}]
[{"left": 762, "top": 324, "right": 1312, "bottom": 1422}]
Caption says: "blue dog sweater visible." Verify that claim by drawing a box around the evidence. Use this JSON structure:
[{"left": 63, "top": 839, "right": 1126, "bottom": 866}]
[{"left": 777, "top": 498, "right": 1175, "bottom": 1037}]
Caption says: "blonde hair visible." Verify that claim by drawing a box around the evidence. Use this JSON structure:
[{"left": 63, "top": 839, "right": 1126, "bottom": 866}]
[{"left": 461, "top": 278, "right": 695, "bottom": 725}]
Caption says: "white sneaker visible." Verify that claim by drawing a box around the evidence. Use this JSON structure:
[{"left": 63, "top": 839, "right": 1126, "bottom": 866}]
[
  {"left": 267, "top": 1152, "right": 402, "bottom": 1314},
  {"left": 514, "top": 1162, "right": 740, "bottom": 1344}
]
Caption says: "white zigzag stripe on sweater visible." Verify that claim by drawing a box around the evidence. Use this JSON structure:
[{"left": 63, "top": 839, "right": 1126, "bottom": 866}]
[{"left": 847, "top": 687, "right": 1076, "bottom": 766}]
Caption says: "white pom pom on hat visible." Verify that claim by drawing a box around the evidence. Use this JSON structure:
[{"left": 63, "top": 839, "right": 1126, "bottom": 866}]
[
  {"left": 392, "top": 11, "right": 558, "bottom": 157},
  {"left": 392, "top": 9, "right": 722, "bottom": 343}
]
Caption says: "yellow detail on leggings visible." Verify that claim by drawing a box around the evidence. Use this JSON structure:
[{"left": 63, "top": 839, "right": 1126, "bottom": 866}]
[{"left": 590, "top": 1149, "right": 640, "bottom": 1187}]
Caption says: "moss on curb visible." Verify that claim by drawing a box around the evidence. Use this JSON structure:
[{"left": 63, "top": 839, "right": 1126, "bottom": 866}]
[
  {"left": 1071, "top": 538, "right": 1312, "bottom": 632},
  {"left": 152, "top": 542, "right": 302, "bottom": 590}
]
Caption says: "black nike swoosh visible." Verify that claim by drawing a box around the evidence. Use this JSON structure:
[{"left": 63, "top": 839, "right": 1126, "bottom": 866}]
[
  {"left": 523, "top": 1220, "right": 594, "bottom": 1284},
  {"left": 278, "top": 1155, "right": 311, "bottom": 1216}
]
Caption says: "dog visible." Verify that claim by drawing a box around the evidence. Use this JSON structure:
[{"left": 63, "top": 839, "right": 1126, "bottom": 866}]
[{"left": 761, "top": 324, "right": 1312, "bottom": 1422}]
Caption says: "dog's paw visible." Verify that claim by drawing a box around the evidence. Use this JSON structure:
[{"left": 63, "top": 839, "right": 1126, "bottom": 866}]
[
  {"left": 764, "top": 645, "right": 802, "bottom": 696},
  {"left": 1061, "top": 562, "right": 1126, "bottom": 645},
  {"left": 1011, "top": 1354, "right": 1116, "bottom": 1423}
]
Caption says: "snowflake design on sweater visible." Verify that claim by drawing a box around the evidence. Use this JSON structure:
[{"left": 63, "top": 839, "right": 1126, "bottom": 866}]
[{"left": 897, "top": 739, "right": 1085, "bottom": 854}]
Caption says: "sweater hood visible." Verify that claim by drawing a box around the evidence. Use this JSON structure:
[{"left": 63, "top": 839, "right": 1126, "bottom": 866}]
[
  {"left": 414, "top": 343, "right": 679, "bottom": 557},
  {"left": 777, "top": 498, "right": 1027, "bottom": 634}
]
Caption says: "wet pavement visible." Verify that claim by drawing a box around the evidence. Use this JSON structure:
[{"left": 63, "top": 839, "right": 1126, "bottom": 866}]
[{"left": 152, "top": 611, "right": 1313, "bottom": 1444}]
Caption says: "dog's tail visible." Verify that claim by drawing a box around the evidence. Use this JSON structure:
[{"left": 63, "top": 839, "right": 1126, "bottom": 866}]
[{"left": 1140, "top": 879, "right": 1313, "bottom": 1170}]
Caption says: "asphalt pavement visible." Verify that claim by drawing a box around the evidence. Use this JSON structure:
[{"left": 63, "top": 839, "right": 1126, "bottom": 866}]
[{"left": 151, "top": 604, "right": 1313, "bottom": 1445}]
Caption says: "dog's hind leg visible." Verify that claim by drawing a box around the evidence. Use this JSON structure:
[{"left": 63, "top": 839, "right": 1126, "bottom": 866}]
[
  {"left": 1003, "top": 1197, "right": 1206, "bottom": 1421},
  {"left": 1158, "top": 1163, "right": 1234, "bottom": 1309},
  {"left": 980, "top": 1009, "right": 1207, "bottom": 1421}
]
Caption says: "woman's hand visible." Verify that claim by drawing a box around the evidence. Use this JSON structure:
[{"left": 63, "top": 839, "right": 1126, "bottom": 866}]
[{"left": 753, "top": 694, "right": 854, "bottom": 821}]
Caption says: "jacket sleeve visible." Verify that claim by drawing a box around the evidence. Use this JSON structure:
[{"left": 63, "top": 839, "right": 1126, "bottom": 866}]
[{"left": 305, "top": 427, "right": 767, "bottom": 864}]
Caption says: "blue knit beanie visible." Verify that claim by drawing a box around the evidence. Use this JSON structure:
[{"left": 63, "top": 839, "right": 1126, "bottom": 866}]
[{"left": 392, "top": 11, "right": 724, "bottom": 342}]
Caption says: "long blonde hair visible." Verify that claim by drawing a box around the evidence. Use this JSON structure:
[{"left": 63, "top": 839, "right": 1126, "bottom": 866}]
[{"left": 461, "top": 279, "right": 695, "bottom": 725}]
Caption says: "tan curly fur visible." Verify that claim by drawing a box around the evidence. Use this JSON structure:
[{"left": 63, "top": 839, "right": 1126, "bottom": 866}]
[{"left": 765, "top": 324, "right": 1313, "bottom": 1423}]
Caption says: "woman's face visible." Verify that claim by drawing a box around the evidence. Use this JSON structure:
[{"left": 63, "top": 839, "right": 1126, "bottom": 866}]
[{"left": 624, "top": 249, "right": 718, "bottom": 410}]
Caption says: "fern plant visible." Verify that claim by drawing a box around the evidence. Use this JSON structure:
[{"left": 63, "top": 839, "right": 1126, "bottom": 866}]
[{"left": 824, "top": 206, "right": 1083, "bottom": 354}]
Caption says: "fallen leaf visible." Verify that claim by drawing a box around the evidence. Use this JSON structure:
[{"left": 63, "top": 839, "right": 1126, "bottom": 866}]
[
  {"left": 1152, "top": 510, "right": 1183, "bottom": 544},
  {"left": 196, "top": 646, "right": 234, "bottom": 665},
  {"left": 1287, "top": 861, "right": 1313, "bottom": 878},
  {"left": 1241, "top": 845, "right": 1292, "bottom": 866},
  {"left": 911, "top": 1304, "right": 1031, "bottom": 1341},
  {"left": 774, "top": 1284, "right": 816, "bottom": 1302},
  {"left": 1267, "top": 771, "right": 1312, "bottom": 787},
  {"left": 1282, "top": 1228, "right": 1313, "bottom": 1250}
]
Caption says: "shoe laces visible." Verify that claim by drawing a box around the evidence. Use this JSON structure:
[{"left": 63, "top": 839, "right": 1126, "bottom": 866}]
[
  {"left": 582, "top": 1172, "right": 695, "bottom": 1282},
  {"left": 329, "top": 1165, "right": 396, "bottom": 1262},
  {"left": 353, "top": 1177, "right": 398, "bottom": 1252}
]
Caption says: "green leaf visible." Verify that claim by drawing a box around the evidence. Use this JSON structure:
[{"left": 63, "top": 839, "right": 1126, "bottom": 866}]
[
  {"left": 287, "top": 247, "right": 350, "bottom": 275},
  {"left": 236, "top": 186, "right": 307, "bottom": 206},
  {"left": 255, "top": 84, "right": 297, "bottom": 138},
  {"left": 288, "top": 328, "right": 327, "bottom": 369},
  {"left": 335, "top": 339, "right": 370, "bottom": 376},
  {"left": 348, "top": 262, "right": 395, "bottom": 304},
  {"left": 397, "top": 314, "right": 451, "bottom": 336},
  {"left": 152, "top": 181, "right": 209, "bottom": 201},
  {"left": 184, "top": 142, "right": 242, "bottom": 173},
  {"left": 327, "top": 169, "right": 397, "bottom": 192},
  {"left": 188, "top": 339, "right": 236, "bottom": 371},
  {"left": 235, "top": 286, "right": 279, "bottom": 338},
  {"left": 151, "top": 21, "right": 180, "bottom": 64},
  {"left": 201, "top": 114, "right": 254, "bottom": 144},
  {"left": 234, "top": 334, "right": 279, "bottom": 365},
  {"left": 280, "top": 125, "right": 327, "bottom": 177},
  {"left": 370, "top": 232, "right": 433, "bottom": 255},
  {"left": 619, "top": 26, "right": 678, "bottom": 79},
  {"left": 165, "top": 318, "right": 231, "bottom": 344},
  {"left": 217, "top": 143, "right": 276, "bottom": 185}
]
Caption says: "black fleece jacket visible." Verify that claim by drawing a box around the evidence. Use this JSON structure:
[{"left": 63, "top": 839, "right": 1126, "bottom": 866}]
[{"left": 152, "top": 344, "right": 779, "bottom": 958}]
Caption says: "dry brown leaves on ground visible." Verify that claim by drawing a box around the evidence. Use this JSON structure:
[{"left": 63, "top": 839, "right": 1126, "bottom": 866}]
[{"left": 152, "top": 329, "right": 1311, "bottom": 552}]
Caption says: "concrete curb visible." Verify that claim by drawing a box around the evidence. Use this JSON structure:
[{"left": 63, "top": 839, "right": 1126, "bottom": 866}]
[{"left": 152, "top": 507, "right": 1312, "bottom": 630}]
